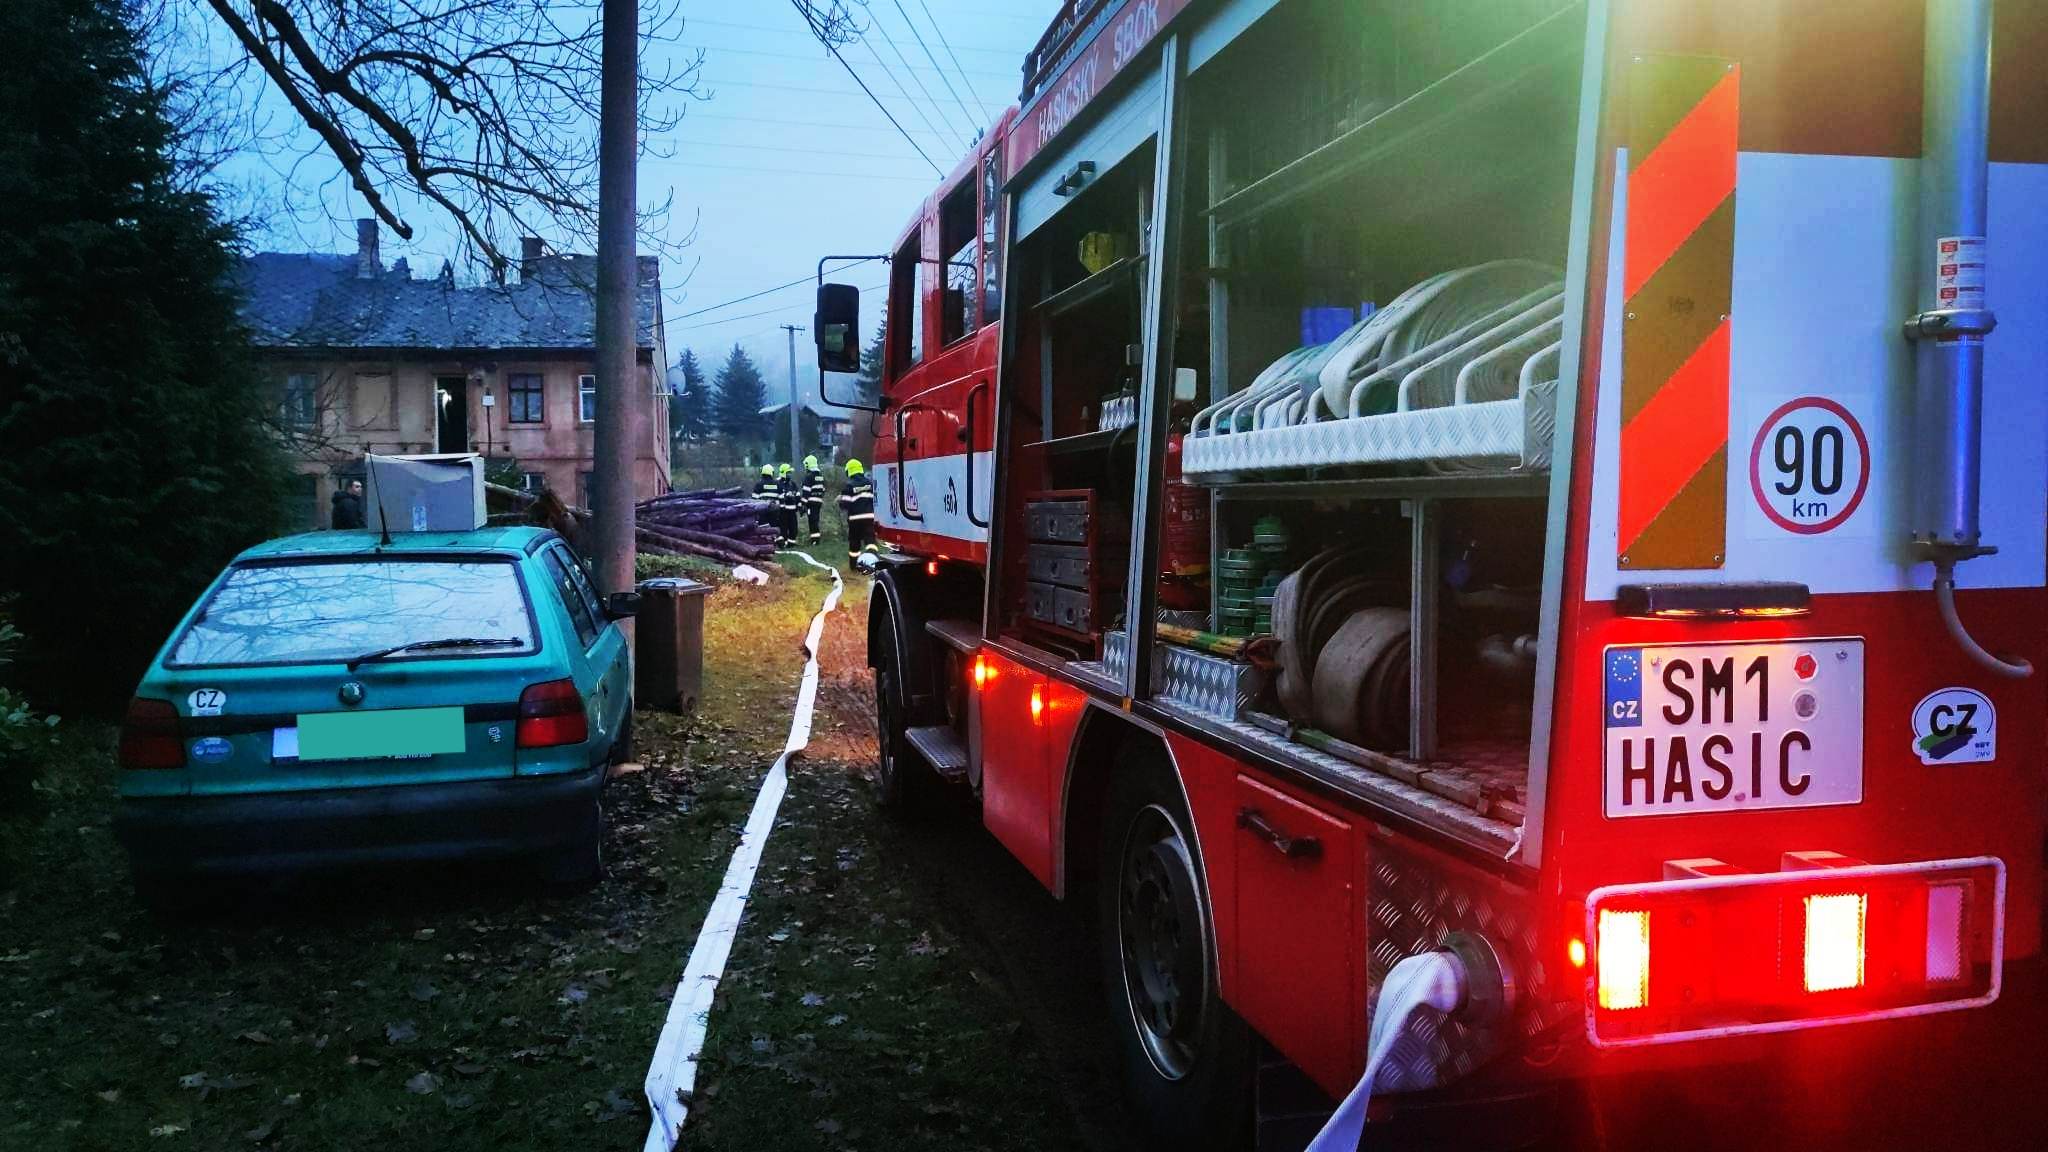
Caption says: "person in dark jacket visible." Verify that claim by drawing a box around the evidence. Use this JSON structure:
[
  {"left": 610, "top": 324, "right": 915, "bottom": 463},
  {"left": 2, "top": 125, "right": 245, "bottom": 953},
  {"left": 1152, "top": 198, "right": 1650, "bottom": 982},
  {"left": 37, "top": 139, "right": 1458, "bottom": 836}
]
[
  {"left": 330, "top": 479, "right": 366, "bottom": 530},
  {"left": 801, "top": 454, "right": 826, "bottom": 545},
  {"left": 839, "top": 459, "right": 876, "bottom": 564},
  {"left": 753, "top": 464, "right": 778, "bottom": 533},
  {"left": 775, "top": 463, "right": 801, "bottom": 547}
]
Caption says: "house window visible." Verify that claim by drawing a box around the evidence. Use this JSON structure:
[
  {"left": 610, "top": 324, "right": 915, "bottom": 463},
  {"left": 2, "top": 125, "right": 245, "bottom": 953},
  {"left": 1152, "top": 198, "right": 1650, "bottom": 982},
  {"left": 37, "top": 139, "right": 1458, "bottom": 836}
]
[
  {"left": 579, "top": 374, "right": 597, "bottom": 423},
  {"left": 349, "top": 373, "right": 394, "bottom": 431},
  {"left": 282, "top": 373, "right": 318, "bottom": 428},
  {"left": 520, "top": 471, "right": 546, "bottom": 493},
  {"left": 508, "top": 373, "right": 544, "bottom": 423},
  {"left": 290, "top": 473, "right": 318, "bottom": 528}
]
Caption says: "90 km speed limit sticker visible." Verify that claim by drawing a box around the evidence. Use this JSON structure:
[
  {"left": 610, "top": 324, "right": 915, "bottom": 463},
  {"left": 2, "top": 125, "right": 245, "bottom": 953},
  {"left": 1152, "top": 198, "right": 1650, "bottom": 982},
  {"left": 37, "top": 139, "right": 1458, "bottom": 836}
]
[{"left": 1747, "top": 396, "right": 1871, "bottom": 536}]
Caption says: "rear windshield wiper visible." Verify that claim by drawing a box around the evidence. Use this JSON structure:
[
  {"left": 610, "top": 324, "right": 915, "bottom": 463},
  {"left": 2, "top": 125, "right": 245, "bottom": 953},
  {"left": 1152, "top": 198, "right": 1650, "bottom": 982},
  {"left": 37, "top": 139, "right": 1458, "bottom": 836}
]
[{"left": 346, "top": 637, "right": 523, "bottom": 670}]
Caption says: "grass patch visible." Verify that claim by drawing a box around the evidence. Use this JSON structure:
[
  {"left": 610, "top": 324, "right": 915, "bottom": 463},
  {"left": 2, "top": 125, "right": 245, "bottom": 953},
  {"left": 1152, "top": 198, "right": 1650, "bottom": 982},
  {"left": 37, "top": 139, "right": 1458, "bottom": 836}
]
[{"left": 0, "top": 571, "right": 841, "bottom": 1151}]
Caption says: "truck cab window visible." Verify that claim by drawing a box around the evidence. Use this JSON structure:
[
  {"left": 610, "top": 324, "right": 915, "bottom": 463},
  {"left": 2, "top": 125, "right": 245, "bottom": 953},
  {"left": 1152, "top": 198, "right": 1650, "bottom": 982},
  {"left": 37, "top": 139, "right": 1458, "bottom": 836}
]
[
  {"left": 888, "top": 234, "right": 923, "bottom": 373},
  {"left": 980, "top": 150, "right": 1003, "bottom": 326},
  {"left": 939, "top": 180, "right": 978, "bottom": 346}
]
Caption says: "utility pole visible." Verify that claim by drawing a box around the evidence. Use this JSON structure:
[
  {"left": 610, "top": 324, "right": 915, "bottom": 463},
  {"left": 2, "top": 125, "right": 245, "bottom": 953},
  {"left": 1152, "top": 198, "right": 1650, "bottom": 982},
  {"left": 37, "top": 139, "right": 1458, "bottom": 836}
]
[
  {"left": 592, "top": 0, "right": 638, "bottom": 598},
  {"left": 781, "top": 323, "right": 805, "bottom": 468}
]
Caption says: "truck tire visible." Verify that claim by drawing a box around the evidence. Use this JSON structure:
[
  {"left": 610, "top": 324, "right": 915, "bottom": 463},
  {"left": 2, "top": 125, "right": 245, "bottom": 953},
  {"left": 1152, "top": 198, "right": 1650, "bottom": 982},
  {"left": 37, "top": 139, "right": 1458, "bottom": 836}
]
[
  {"left": 1096, "top": 749, "right": 1252, "bottom": 1151},
  {"left": 871, "top": 660, "right": 927, "bottom": 811}
]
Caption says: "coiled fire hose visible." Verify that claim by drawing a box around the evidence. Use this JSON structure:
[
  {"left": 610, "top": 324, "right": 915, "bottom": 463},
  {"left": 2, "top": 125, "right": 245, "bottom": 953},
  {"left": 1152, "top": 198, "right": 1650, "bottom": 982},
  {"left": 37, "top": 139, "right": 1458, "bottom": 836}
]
[{"left": 1304, "top": 933, "right": 1511, "bottom": 1151}]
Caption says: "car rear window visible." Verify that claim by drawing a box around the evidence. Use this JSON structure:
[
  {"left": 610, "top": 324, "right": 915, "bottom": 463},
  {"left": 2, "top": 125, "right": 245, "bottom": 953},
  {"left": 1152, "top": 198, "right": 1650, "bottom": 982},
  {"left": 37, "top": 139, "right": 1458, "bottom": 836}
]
[{"left": 167, "top": 559, "right": 539, "bottom": 668}]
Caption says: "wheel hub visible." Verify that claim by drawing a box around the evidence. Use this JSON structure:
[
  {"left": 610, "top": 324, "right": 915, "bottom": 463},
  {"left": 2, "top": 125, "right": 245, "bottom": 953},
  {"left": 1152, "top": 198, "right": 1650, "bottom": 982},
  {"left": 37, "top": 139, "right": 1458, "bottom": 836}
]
[{"left": 1117, "top": 805, "right": 1206, "bottom": 1080}]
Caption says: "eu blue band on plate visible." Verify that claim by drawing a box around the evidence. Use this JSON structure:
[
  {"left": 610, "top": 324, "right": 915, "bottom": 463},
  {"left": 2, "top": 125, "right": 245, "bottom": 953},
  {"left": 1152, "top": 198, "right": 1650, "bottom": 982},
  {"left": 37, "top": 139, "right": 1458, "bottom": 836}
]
[
  {"left": 1605, "top": 649, "right": 1643, "bottom": 728},
  {"left": 297, "top": 707, "right": 465, "bottom": 761}
]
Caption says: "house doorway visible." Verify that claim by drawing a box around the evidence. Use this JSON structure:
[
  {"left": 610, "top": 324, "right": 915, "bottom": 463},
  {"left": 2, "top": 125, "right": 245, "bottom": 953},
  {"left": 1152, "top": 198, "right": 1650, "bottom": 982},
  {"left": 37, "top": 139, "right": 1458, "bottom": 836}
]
[{"left": 435, "top": 376, "right": 469, "bottom": 454}]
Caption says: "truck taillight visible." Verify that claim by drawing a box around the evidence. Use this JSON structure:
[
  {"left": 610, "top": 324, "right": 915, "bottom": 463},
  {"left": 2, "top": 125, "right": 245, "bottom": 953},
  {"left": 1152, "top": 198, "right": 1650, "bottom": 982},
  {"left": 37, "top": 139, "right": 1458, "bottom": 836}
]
[
  {"left": 1802, "top": 893, "right": 1867, "bottom": 993},
  {"left": 516, "top": 679, "right": 587, "bottom": 748},
  {"left": 1596, "top": 909, "right": 1650, "bottom": 1010},
  {"left": 972, "top": 654, "right": 995, "bottom": 689},
  {"left": 1585, "top": 857, "right": 2003, "bottom": 1047},
  {"left": 118, "top": 697, "right": 183, "bottom": 769}
]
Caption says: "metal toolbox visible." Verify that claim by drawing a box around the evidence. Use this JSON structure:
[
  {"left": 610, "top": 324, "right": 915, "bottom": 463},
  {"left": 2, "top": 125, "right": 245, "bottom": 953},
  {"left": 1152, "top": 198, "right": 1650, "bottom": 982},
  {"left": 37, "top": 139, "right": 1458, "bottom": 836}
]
[
  {"left": 1025, "top": 498, "right": 1092, "bottom": 543},
  {"left": 1027, "top": 581, "right": 1095, "bottom": 633},
  {"left": 1027, "top": 543, "right": 1094, "bottom": 589}
]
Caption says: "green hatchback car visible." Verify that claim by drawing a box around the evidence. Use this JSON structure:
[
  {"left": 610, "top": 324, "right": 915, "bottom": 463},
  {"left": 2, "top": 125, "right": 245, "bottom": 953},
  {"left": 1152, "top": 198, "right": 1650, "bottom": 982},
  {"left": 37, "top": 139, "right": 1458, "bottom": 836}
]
[{"left": 114, "top": 526, "right": 637, "bottom": 893}]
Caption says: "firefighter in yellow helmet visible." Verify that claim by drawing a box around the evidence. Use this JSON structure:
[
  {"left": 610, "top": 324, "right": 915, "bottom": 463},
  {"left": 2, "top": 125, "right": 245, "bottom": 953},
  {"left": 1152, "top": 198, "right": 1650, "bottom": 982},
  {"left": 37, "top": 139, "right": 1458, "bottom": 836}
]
[
  {"left": 801, "top": 454, "right": 826, "bottom": 544},
  {"left": 753, "top": 463, "right": 778, "bottom": 535},
  {"left": 774, "top": 462, "right": 800, "bottom": 547},
  {"left": 839, "top": 458, "right": 876, "bottom": 564}
]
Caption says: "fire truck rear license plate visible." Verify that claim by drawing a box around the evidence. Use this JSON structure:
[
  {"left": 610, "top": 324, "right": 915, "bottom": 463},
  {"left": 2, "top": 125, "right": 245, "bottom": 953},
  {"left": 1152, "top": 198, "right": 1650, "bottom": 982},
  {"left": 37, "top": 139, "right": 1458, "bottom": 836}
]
[{"left": 1603, "top": 639, "right": 1864, "bottom": 818}]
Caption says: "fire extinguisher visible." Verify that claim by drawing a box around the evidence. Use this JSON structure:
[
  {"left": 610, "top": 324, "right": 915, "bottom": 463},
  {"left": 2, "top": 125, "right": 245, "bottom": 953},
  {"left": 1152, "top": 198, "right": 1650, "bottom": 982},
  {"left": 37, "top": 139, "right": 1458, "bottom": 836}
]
[{"left": 1159, "top": 433, "right": 1210, "bottom": 610}]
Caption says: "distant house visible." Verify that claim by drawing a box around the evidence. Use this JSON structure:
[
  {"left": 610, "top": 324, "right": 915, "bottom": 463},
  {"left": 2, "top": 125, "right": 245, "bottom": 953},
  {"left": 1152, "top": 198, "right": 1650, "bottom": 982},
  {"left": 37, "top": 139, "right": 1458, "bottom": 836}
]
[
  {"left": 238, "top": 220, "right": 671, "bottom": 527},
  {"left": 758, "top": 402, "right": 856, "bottom": 463}
]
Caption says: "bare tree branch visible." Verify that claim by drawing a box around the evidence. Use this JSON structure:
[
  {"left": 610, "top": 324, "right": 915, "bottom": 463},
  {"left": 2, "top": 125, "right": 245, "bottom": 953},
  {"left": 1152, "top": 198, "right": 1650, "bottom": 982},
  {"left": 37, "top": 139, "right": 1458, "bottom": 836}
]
[{"left": 188, "top": 0, "right": 701, "bottom": 273}]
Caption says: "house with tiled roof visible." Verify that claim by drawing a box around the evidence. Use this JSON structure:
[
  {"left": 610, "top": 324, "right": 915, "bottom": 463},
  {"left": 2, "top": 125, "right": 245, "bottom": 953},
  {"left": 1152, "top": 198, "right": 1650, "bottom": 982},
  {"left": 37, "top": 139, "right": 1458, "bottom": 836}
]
[{"left": 238, "top": 220, "right": 671, "bottom": 527}]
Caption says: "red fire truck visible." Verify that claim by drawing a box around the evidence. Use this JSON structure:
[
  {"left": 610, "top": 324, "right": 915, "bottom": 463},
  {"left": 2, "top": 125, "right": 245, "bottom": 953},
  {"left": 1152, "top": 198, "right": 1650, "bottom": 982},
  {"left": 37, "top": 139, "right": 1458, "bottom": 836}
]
[{"left": 814, "top": 1, "right": 2045, "bottom": 1147}]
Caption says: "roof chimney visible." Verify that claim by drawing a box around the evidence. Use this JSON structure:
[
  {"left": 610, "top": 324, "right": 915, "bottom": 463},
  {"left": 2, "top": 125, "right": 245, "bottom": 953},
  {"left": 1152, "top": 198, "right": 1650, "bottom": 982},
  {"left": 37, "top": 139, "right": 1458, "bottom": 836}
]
[
  {"left": 355, "top": 218, "right": 379, "bottom": 278},
  {"left": 520, "top": 236, "right": 546, "bottom": 282}
]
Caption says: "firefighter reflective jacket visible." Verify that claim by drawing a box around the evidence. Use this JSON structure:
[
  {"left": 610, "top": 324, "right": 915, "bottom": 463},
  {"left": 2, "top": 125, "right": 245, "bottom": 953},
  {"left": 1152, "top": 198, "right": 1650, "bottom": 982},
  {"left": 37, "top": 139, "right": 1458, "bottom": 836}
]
[
  {"left": 839, "top": 472, "right": 875, "bottom": 522},
  {"left": 777, "top": 474, "right": 801, "bottom": 510},
  {"left": 802, "top": 467, "right": 825, "bottom": 510}
]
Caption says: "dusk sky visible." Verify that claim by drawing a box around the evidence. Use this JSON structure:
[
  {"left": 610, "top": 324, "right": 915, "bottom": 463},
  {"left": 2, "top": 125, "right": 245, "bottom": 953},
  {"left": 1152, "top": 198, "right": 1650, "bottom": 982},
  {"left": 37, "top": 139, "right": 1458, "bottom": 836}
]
[{"left": 210, "top": 1, "right": 1057, "bottom": 413}]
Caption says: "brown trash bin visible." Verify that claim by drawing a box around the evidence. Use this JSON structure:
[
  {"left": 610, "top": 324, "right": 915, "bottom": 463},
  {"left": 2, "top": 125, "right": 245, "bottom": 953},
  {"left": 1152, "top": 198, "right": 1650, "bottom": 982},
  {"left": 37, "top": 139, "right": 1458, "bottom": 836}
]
[{"left": 635, "top": 578, "right": 711, "bottom": 713}]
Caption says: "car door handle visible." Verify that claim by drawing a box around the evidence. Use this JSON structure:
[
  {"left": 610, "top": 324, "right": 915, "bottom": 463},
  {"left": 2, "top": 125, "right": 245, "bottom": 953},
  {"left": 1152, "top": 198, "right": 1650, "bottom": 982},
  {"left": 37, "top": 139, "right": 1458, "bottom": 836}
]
[{"left": 1236, "top": 808, "right": 1322, "bottom": 860}]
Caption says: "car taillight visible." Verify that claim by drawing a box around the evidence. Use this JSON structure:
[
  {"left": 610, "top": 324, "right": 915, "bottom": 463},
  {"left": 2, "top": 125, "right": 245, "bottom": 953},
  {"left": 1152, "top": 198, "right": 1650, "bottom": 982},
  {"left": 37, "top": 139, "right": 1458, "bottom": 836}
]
[
  {"left": 1585, "top": 856, "right": 2004, "bottom": 1047},
  {"left": 516, "top": 679, "right": 587, "bottom": 748},
  {"left": 118, "top": 697, "right": 184, "bottom": 769}
]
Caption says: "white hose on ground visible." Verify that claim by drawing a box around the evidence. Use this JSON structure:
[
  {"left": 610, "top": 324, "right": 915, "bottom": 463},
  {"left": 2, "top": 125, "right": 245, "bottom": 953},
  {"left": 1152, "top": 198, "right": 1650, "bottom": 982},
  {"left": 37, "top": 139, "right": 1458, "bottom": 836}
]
[
  {"left": 642, "top": 553, "right": 844, "bottom": 1151},
  {"left": 1933, "top": 559, "right": 2032, "bottom": 678},
  {"left": 1303, "top": 950, "right": 1469, "bottom": 1152}
]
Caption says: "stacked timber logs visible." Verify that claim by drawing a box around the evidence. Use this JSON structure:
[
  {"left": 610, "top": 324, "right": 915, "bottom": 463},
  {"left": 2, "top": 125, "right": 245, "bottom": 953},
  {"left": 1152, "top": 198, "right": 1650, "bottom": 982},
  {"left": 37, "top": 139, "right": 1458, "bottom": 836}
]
[
  {"left": 487, "top": 481, "right": 778, "bottom": 564},
  {"left": 634, "top": 487, "right": 779, "bottom": 564}
]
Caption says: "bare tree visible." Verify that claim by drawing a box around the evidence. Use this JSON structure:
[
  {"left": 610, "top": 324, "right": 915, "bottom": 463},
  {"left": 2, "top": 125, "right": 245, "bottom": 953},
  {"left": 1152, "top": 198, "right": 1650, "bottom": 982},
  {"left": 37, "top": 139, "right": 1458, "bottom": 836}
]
[{"left": 189, "top": 0, "right": 698, "bottom": 275}]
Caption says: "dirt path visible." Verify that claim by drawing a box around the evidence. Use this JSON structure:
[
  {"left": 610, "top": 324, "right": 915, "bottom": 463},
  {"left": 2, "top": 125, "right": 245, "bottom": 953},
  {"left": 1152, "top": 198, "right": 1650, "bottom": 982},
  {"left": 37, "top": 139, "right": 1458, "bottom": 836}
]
[{"left": 681, "top": 581, "right": 1140, "bottom": 1152}]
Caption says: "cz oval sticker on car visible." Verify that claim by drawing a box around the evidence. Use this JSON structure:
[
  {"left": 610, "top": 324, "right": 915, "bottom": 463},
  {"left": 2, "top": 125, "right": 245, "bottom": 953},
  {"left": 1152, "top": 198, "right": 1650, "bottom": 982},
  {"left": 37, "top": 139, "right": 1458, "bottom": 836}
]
[
  {"left": 1911, "top": 687, "right": 1995, "bottom": 765},
  {"left": 188, "top": 688, "right": 226, "bottom": 716}
]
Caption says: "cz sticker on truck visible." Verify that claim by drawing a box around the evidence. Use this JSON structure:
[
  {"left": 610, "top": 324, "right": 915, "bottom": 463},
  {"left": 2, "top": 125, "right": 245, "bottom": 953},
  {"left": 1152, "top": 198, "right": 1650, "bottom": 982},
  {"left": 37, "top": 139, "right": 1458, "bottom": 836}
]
[{"left": 1604, "top": 639, "right": 1863, "bottom": 817}]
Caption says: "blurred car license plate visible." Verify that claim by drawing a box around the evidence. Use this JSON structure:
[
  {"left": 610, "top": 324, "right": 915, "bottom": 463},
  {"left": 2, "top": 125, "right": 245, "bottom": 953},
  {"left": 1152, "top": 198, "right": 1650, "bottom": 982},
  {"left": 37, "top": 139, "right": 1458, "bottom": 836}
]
[
  {"left": 291, "top": 707, "right": 465, "bottom": 762},
  {"left": 1603, "top": 639, "right": 1863, "bottom": 817}
]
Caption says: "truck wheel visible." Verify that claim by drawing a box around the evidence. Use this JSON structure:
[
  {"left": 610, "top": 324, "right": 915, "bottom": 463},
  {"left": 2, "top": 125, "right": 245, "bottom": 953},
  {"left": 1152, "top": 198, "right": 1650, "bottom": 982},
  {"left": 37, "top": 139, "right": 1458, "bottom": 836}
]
[
  {"left": 871, "top": 661, "right": 924, "bottom": 811},
  {"left": 1097, "top": 751, "right": 1252, "bottom": 1151}
]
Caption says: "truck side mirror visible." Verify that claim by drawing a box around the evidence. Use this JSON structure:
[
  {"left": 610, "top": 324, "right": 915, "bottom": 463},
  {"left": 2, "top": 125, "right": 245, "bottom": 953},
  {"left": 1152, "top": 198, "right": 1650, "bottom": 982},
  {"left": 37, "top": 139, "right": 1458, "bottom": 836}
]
[{"left": 815, "top": 283, "right": 861, "bottom": 373}]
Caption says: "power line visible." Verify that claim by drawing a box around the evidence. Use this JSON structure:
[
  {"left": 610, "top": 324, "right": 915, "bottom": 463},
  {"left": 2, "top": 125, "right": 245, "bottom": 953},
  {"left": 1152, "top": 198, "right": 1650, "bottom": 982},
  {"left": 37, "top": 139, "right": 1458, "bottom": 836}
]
[
  {"left": 867, "top": 8, "right": 977, "bottom": 143},
  {"left": 917, "top": 0, "right": 996, "bottom": 124},
  {"left": 893, "top": 0, "right": 983, "bottom": 136},
  {"left": 696, "top": 74, "right": 982, "bottom": 117},
  {"left": 680, "top": 282, "right": 887, "bottom": 330},
  {"left": 684, "top": 17, "right": 1021, "bottom": 57},
  {"left": 679, "top": 40, "right": 1011, "bottom": 80},
  {"left": 675, "top": 259, "right": 880, "bottom": 321},
  {"left": 668, "top": 136, "right": 921, "bottom": 160},
  {"left": 650, "top": 157, "right": 936, "bottom": 184},
  {"left": 680, "top": 110, "right": 957, "bottom": 138},
  {"left": 786, "top": 0, "right": 944, "bottom": 176},
  {"left": 854, "top": 32, "right": 966, "bottom": 155}
]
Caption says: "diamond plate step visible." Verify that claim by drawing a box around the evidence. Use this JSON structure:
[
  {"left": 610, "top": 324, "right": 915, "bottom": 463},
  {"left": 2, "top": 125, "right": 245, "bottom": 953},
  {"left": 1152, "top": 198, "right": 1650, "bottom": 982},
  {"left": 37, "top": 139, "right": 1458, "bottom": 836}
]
[{"left": 903, "top": 725, "right": 969, "bottom": 781}]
